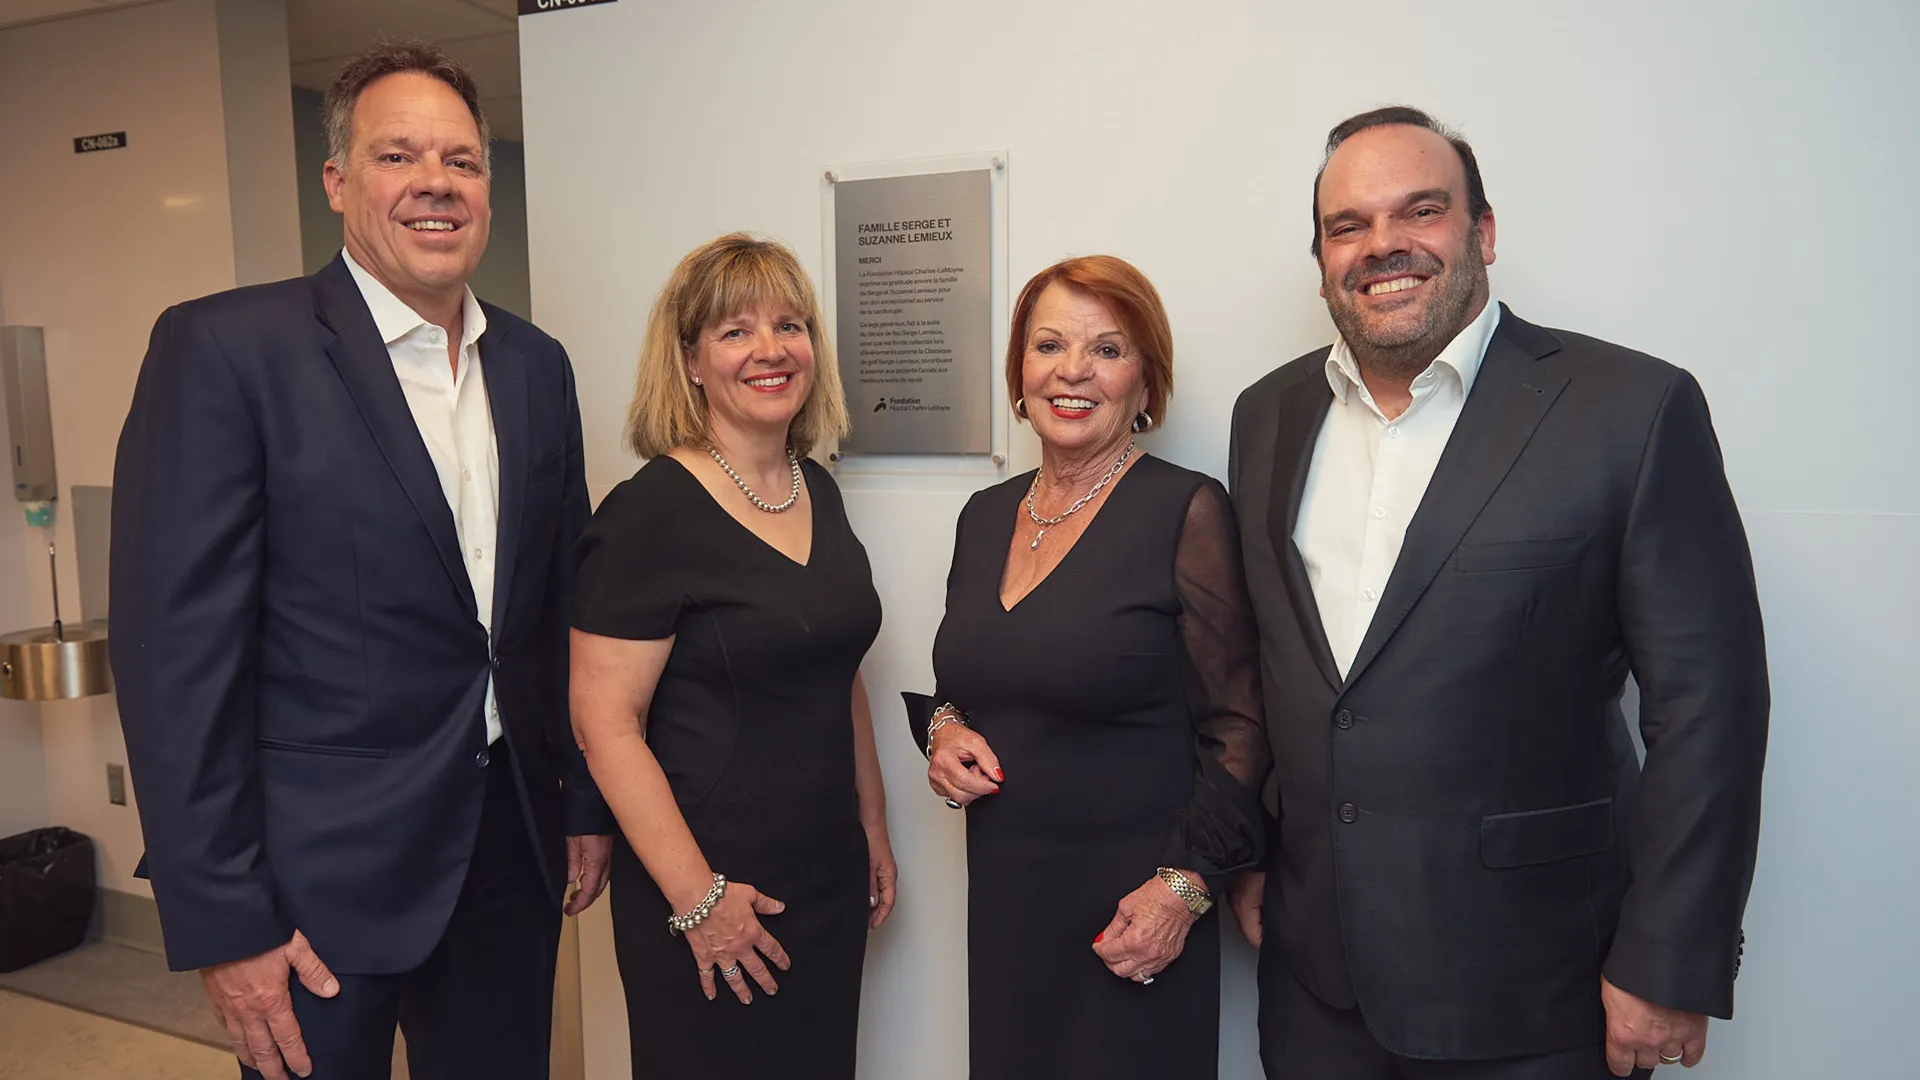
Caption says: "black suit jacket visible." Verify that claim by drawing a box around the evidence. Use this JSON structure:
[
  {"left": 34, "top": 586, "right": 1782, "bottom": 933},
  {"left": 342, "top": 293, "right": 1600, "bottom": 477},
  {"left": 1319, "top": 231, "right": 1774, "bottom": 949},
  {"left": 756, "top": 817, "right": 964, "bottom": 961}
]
[
  {"left": 110, "top": 255, "right": 614, "bottom": 974},
  {"left": 1227, "top": 305, "right": 1767, "bottom": 1059}
]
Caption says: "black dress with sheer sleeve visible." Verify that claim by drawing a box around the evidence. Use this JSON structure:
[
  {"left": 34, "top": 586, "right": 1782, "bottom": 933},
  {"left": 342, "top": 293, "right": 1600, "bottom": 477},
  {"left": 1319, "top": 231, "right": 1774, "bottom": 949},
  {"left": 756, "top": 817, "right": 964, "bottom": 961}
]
[
  {"left": 930, "top": 453, "right": 1270, "bottom": 1079},
  {"left": 571, "top": 455, "right": 881, "bottom": 1079}
]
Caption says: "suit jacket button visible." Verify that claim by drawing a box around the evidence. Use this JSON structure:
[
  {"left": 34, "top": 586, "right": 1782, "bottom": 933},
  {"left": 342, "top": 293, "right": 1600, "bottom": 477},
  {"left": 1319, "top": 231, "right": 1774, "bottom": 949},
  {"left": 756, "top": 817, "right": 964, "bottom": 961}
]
[
  {"left": 1335, "top": 710, "right": 1354, "bottom": 729},
  {"left": 475, "top": 749, "right": 491, "bottom": 768},
  {"left": 1338, "top": 803, "right": 1358, "bottom": 824}
]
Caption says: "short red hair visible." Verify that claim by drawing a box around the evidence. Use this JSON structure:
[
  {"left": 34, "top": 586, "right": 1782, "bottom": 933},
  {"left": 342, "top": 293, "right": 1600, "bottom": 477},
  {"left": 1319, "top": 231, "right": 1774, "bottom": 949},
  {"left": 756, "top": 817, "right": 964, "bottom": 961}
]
[{"left": 1006, "top": 255, "right": 1174, "bottom": 426}]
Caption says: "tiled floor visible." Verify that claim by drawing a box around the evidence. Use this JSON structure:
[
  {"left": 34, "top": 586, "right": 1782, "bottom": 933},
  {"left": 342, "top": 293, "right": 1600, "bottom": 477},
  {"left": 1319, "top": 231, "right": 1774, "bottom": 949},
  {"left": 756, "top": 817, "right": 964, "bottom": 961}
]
[
  {"left": 0, "top": 942, "right": 409, "bottom": 1078},
  {"left": 0, "top": 941, "right": 222, "bottom": 1048},
  {"left": 0, "top": 988, "right": 232, "bottom": 1079}
]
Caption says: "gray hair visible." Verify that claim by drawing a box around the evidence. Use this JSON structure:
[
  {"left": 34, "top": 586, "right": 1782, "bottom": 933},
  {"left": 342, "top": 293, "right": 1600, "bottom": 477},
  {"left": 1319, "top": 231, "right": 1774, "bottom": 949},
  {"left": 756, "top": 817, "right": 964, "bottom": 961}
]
[{"left": 322, "top": 38, "right": 491, "bottom": 173}]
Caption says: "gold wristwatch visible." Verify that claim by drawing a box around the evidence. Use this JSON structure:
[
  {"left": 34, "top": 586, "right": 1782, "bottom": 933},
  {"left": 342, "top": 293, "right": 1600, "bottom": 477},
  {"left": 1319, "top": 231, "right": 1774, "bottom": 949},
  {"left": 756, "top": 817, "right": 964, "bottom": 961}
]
[{"left": 1156, "top": 867, "right": 1213, "bottom": 916}]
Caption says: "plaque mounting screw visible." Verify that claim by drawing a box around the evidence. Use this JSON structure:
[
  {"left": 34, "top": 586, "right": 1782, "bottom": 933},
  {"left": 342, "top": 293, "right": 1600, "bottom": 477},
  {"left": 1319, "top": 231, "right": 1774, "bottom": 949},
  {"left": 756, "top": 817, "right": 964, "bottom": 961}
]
[
  {"left": 824, "top": 170, "right": 839, "bottom": 183},
  {"left": 992, "top": 157, "right": 1005, "bottom": 171},
  {"left": 992, "top": 454, "right": 1006, "bottom": 466}
]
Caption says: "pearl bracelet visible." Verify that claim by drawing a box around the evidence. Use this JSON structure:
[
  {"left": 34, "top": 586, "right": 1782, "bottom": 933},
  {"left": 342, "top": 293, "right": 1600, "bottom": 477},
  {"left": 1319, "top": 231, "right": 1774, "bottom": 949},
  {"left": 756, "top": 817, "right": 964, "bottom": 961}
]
[{"left": 667, "top": 873, "right": 728, "bottom": 936}]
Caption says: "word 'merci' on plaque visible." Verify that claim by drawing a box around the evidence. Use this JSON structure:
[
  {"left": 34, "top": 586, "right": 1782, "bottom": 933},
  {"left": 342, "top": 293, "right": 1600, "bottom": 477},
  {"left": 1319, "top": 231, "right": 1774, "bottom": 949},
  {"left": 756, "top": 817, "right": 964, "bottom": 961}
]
[{"left": 834, "top": 169, "right": 992, "bottom": 455}]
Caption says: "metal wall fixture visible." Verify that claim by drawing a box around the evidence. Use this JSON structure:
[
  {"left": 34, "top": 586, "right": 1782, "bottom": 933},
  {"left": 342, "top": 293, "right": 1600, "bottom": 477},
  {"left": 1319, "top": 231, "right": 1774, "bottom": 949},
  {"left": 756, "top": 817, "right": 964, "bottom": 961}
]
[{"left": 0, "top": 326, "right": 112, "bottom": 701}]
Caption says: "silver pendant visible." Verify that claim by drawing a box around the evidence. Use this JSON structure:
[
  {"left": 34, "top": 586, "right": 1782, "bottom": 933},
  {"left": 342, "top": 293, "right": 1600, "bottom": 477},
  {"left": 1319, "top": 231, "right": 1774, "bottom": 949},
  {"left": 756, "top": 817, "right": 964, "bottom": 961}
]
[{"left": 1030, "top": 529, "right": 1045, "bottom": 550}]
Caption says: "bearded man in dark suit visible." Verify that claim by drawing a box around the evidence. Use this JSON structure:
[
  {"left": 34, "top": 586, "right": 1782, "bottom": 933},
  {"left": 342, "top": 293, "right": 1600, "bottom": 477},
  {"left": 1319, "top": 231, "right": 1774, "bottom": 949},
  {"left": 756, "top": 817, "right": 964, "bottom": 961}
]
[{"left": 1226, "top": 106, "right": 1768, "bottom": 1079}]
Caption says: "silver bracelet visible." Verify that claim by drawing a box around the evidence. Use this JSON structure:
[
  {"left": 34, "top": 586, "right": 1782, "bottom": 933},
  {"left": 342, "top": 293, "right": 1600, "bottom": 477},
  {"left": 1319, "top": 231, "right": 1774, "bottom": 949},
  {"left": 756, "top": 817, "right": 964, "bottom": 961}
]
[
  {"left": 924, "top": 703, "right": 968, "bottom": 757},
  {"left": 666, "top": 873, "right": 727, "bottom": 936}
]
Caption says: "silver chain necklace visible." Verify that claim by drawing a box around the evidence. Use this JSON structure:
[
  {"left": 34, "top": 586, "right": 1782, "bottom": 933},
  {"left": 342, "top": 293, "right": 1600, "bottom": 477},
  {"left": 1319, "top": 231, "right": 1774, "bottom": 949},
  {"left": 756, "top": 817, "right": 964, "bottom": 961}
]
[
  {"left": 708, "top": 446, "right": 802, "bottom": 514},
  {"left": 1025, "top": 439, "right": 1136, "bottom": 549}
]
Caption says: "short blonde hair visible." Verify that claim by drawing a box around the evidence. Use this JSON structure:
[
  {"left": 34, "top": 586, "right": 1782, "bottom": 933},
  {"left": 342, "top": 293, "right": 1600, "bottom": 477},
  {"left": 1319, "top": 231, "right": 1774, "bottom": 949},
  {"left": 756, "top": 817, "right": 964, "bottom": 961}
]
[{"left": 625, "top": 233, "right": 850, "bottom": 458}]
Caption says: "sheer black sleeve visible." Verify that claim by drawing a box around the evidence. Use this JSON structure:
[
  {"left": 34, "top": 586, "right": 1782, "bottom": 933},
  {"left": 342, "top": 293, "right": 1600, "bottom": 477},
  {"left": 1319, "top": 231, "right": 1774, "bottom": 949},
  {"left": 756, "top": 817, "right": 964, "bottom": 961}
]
[{"left": 1161, "top": 479, "right": 1271, "bottom": 892}]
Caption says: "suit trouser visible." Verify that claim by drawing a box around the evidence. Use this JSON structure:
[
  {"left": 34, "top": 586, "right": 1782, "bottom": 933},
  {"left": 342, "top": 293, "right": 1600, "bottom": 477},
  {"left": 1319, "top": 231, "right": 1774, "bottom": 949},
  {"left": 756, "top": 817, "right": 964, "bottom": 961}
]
[
  {"left": 1258, "top": 946, "right": 1651, "bottom": 1080},
  {"left": 243, "top": 742, "right": 561, "bottom": 1080}
]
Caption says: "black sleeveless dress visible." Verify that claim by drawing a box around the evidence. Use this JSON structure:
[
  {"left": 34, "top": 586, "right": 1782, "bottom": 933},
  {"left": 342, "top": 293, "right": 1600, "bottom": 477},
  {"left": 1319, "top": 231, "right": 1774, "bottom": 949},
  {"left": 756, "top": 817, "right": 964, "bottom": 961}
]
[
  {"left": 929, "top": 453, "right": 1269, "bottom": 1079},
  {"left": 572, "top": 455, "right": 881, "bottom": 1079}
]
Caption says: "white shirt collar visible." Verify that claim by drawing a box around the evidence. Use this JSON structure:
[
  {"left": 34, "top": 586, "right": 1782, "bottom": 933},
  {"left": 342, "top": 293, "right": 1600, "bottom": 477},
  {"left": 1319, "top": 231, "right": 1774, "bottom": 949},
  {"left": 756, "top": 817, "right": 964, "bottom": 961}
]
[
  {"left": 340, "top": 247, "right": 486, "bottom": 349},
  {"left": 1324, "top": 298, "right": 1502, "bottom": 405}
]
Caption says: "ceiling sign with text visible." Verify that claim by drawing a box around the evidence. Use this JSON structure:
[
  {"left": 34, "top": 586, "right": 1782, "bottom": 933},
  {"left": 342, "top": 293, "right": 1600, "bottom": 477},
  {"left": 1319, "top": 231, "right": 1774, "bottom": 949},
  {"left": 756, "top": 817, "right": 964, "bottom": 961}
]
[{"left": 518, "top": 0, "right": 617, "bottom": 14}]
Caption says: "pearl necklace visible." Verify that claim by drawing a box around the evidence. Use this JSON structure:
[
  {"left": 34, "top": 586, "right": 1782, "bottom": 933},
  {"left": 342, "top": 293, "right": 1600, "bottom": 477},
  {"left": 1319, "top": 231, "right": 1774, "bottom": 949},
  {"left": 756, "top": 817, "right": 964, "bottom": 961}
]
[
  {"left": 708, "top": 446, "right": 802, "bottom": 514},
  {"left": 1024, "top": 439, "right": 1136, "bottom": 549}
]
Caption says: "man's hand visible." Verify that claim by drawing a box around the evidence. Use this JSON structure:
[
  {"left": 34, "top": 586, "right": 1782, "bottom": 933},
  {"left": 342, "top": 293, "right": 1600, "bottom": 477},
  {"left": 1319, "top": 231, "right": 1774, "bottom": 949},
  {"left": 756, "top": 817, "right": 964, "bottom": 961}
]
[
  {"left": 565, "top": 834, "right": 614, "bottom": 916},
  {"left": 201, "top": 930, "right": 338, "bottom": 1079},
  {"left": 1227, "top": 870, "right": 1265, "bottom": 949},
  {"left": 1602, "top": 975, "right": 1708, "bottom": 1074}
]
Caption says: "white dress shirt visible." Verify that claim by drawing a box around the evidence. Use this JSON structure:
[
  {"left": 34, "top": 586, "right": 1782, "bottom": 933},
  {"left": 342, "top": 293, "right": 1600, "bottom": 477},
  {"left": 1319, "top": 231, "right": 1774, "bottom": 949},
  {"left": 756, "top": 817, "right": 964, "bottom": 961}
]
[
  {"left": 1293, "top": 300, "right": 1502, "bottom": 678},
  {"left": 342, "top": 249, "right": 503, "bottom": 744}
]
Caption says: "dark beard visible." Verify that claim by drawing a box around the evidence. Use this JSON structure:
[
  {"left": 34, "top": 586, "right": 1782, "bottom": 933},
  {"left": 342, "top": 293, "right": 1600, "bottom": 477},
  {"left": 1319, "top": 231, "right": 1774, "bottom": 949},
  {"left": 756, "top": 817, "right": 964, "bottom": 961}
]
[{"left": 1324, "top": 233, "right": 1489, "bottom": 383}]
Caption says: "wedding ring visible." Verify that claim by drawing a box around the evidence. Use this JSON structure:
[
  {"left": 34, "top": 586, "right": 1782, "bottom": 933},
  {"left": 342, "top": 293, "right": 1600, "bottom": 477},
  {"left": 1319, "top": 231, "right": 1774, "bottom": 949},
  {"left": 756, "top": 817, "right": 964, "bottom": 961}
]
[
  {"left": 720, "top": 965, "right": 741, "bottom": 980},
  {"left": 1135, "top": 974, "right": 1155, "bottom": 985},
  {"left": 944, "top": 798, "right": 962, "bottom": 810},
  {"left": 1659, "top": 1053, "right": 1683, "bottom": 1065}
]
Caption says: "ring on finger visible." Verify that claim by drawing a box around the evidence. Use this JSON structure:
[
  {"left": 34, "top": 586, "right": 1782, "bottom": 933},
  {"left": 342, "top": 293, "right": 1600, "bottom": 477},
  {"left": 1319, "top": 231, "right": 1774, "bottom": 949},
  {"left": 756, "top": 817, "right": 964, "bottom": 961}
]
[
  {"left": 1659, "top": 1053, "right": 1683, "bottom": 1066},
  {"left": 944, "top": 798, "right": 962, "bottom": 810},
  {"left": 720, "top": 964, "right": 742, "bottom": 980},
  {"left": 1135, "top": 973, "right": 1155, "bottom": 985}
]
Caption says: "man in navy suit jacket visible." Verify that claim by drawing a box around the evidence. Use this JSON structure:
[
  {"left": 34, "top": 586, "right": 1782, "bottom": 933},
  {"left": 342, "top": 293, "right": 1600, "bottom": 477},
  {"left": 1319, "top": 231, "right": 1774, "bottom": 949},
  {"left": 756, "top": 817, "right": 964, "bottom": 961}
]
[{"left": 110, "top": 41, "right": 612, "bottom": 1079}]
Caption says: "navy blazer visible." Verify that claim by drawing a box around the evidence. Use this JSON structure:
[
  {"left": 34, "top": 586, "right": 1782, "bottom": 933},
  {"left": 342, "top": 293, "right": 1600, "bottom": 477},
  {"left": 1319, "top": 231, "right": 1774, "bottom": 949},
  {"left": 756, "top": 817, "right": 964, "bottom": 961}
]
[{"left": 110, "top": 255, "right": 613, "bottom": 974}]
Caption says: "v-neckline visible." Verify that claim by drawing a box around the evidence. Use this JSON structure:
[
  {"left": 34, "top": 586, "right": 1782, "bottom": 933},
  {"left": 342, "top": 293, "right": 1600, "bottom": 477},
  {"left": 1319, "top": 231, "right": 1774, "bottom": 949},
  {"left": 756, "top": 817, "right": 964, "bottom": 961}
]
[
  {"left": 996, "top": 454, "right": 1146, "bottom": 612},
  {"left": 661, "top": 454, "right": 816, "bottom": 569}
]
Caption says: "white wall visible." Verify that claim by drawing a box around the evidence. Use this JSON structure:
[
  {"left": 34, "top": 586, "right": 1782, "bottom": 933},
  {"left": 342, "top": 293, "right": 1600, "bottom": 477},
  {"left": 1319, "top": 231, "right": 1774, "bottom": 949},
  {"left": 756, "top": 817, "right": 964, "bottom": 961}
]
[
  {"left": 521, "top": 1, "right": 1918, "bottom": 1076},
  {"left": 0, "top": 0, "right": 300, "bottom": 897},
  {"left": 213, "top": 0, "right": 303, "bottom": 289}
]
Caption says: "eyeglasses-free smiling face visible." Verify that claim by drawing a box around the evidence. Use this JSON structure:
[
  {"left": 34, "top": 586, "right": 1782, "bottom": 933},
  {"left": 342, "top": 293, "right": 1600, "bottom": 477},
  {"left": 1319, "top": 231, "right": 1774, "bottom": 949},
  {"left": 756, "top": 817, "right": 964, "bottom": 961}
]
[
  {"left": 324, "top": 71, "right": 491, "bottom": 315},
  {"left": 1020, "top": 283, "right": 1148, "bottom": 456},
  {"left": 686, "top": 306, "right": 817, "bottom": 440},
  {"left": 1315, "top": 123, "right": 1495, "bottom": 364}
]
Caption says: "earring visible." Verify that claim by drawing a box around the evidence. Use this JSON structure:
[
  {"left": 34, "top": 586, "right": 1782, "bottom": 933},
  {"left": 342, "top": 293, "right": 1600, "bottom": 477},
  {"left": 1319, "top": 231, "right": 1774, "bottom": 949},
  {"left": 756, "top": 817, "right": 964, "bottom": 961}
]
[
  {"left": 1014, "top": 397, "right": 1028, "bottom": 419},
  {"left": 1131, "top": 412, "right": 1154, "bottom": 433},
  {"left": 692, "top": 376, "right": 703, "bottom": 387}
]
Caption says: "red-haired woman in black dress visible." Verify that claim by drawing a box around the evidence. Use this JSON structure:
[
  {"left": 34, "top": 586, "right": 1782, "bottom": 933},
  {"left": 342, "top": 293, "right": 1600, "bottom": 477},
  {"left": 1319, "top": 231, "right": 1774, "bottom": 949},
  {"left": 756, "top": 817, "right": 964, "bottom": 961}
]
[{"left": 922, "top": 255, "right": 1269, "bottom": 1078}]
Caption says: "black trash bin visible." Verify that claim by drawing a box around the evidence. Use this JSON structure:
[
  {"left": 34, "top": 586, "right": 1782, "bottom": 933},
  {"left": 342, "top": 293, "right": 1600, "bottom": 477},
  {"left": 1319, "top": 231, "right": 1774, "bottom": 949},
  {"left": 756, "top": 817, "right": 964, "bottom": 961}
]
[{"left": 0, "top": 827, "right": 96, "bottom": 972}]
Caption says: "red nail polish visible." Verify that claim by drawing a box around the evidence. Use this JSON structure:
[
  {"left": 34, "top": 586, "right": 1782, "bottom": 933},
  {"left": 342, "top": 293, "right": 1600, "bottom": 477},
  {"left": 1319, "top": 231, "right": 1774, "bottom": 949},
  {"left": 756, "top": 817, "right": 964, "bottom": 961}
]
[
  {"left": 1094, "top": 932, "right": 1105, "bottom": 943},
  {"left": 992, "top": 768, "right": 1005, "bottom": 782}
]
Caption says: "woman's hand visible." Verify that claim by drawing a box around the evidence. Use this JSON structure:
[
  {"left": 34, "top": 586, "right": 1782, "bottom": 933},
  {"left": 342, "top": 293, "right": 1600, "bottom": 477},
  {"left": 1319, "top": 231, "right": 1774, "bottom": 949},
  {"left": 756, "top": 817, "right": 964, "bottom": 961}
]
[
  {"left": 685, "top": 882, "right": 790, "bottom": 1004},
  {"left": 926, "top": 724, "right": 1002, "bottom": 808},
  {"left": 866, "top": 824, "right": 898, "bottom": 929},
  {"left": 1091, "top": 873, "right": 1201, "bottom": 983}
]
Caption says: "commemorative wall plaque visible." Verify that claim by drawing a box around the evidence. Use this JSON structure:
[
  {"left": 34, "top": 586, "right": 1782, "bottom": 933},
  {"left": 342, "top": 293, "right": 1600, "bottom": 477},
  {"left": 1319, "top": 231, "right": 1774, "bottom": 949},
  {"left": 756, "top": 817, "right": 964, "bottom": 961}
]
[{"left": 832, "top": 169, "right": 992, "bottom": 455}]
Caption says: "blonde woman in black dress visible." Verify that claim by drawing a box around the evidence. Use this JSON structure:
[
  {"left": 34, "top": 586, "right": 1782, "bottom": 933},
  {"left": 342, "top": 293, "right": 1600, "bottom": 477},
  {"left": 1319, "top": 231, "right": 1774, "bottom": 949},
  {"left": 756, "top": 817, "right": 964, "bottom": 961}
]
[
  {"left": 922, "top": 255, "right": 1269, "bottom": 1077},
  {"left": 570, "top": 234, "right": 896, "bottom": 1078}
]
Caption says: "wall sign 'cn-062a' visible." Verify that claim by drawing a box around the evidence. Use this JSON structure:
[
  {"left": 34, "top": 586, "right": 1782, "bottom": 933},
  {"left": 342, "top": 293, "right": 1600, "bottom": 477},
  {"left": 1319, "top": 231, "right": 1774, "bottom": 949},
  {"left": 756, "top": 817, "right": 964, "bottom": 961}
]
[{"left": 74, "top": 132, "right": 127, "bottom": 154}]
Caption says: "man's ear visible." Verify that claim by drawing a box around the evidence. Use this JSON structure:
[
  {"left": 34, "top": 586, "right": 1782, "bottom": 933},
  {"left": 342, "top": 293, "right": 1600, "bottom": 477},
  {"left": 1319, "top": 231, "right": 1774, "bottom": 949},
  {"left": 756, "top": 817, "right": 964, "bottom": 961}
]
[{"left": 323, "top": 159, "right": 347, "bottom": 214}]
